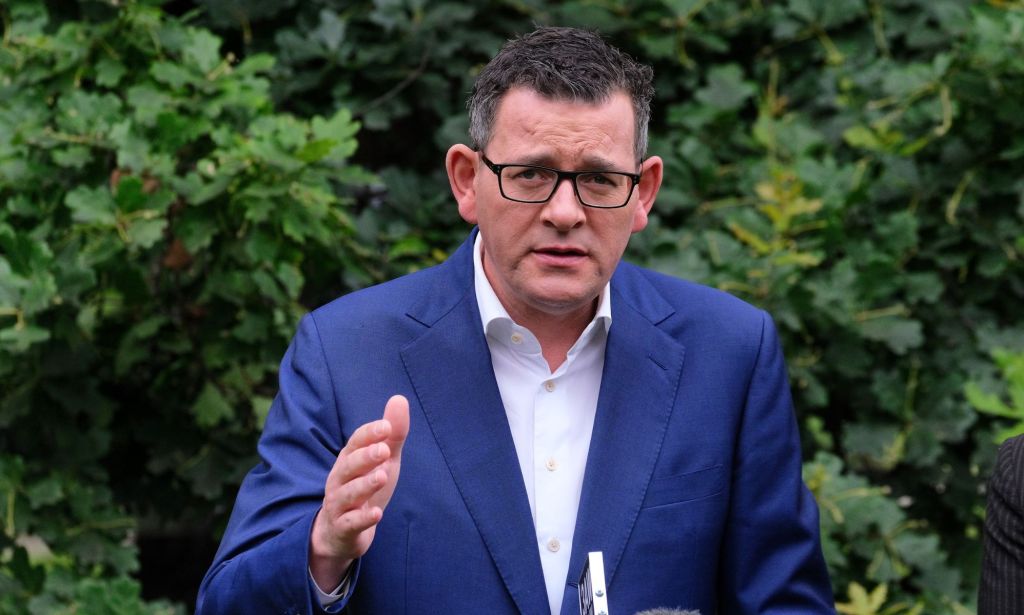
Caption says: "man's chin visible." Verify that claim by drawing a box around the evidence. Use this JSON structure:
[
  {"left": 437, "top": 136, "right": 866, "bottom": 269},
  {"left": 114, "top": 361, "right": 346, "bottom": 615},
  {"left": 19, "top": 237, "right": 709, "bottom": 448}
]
[{"left": 523, "top": 287, "right": 603, "bottom": 318}]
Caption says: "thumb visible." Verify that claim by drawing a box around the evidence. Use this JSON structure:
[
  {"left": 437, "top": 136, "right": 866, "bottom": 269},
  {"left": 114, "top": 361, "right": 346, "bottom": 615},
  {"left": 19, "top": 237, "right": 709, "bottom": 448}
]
[{"left": 383, "top": 394, "right": 410, "bottom": 453}]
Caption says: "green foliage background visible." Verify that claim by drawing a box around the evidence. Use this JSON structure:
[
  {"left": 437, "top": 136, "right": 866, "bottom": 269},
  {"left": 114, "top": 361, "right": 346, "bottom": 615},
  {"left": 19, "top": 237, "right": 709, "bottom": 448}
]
[{"left": 2, "top": 0, "right": 1023, "bottom": 613}]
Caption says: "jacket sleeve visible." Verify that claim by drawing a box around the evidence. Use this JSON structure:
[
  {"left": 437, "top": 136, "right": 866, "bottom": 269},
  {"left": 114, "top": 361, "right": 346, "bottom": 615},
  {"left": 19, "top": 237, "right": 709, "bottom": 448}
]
[
  {"left": 979, "top": 435, "right": 1024, "bottom": 615},
  {"left": 196, "top": 313, "right": 360, "bottom": 615},
  {"left": 718, "top": 312, "right": 836, "bottom": 613}
]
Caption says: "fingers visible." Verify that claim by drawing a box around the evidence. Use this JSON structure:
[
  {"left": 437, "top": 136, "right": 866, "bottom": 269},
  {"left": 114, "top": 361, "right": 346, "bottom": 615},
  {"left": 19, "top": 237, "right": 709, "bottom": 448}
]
[
  {"left": 342, "top": 416, "right": 393, "bottom": 455},
  {"left": 324, "top": 395, "right": 410, "bottom": 495},
  {"left": 382, "top": 395, "right": 410, "bottom": 453},
  {"left": 325, "top": 466, "right": 387, "bottom": 520},
  {"left": 326, "top": 437, "right": 390, "bottom": 492},
  {"left": 313, "top": 395, "right": 412, "bottom": 566},
  {"left": 333, "top": 505, "right": 383, "bottom": 536}
]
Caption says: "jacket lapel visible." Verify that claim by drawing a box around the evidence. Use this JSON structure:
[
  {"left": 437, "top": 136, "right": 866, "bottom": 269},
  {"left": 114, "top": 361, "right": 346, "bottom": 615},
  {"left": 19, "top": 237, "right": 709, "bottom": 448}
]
[
  {"left": 562, "top": 267, "right": 687, "bottom": 614},
  {"left": 400, "top": 234, "right": 550, "bottom": 615}
]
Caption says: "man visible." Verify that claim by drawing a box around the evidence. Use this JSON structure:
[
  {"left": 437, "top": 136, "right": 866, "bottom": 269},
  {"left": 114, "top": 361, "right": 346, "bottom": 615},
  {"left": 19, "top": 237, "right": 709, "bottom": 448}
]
[
  {"left": 198, "top": 27, "right": 834, "bottom": 614},
  {"left": 979, "top": 434, "right": 1024, "bottom": 614}
]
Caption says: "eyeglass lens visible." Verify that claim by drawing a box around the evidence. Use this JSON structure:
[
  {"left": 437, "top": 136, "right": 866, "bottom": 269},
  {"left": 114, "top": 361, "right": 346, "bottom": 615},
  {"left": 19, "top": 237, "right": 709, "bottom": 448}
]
[{"left": 499, "top": 166, "right": 632, "bottom": 207}]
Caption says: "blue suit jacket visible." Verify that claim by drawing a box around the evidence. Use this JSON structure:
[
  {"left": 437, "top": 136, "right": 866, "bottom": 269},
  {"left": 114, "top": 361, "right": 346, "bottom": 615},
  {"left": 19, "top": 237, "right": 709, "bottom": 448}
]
[{"left": 197, "top": 230, "right": 834, "bottom": 614}]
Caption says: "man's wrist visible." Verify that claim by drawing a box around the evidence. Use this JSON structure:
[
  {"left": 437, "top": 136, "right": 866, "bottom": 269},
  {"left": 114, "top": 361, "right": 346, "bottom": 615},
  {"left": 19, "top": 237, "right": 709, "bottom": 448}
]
[
  {"left": 309, "top": 550, "right": 354, "bottom": 591},
  {"left": 309, "top": 509, "right": 355, "bottom": 590},
  {"left": 309, "top": 559, "right": 354, "bottom": 607}
]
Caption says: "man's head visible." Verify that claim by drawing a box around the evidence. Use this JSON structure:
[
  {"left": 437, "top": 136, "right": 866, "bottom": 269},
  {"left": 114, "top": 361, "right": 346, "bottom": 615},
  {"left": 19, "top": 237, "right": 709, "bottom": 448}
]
[
  {"left": 446, "top": 27, "right": 663, "bottom": 328},
  {"left": 467, "top": 26, "right": 654, "bottom": 163}
]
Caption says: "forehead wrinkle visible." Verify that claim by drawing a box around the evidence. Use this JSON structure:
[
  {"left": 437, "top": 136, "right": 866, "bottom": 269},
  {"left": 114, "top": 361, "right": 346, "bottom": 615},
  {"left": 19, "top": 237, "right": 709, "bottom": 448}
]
[
  {"left": 489, "top": 88, "right": 635, "bottom": 169},
  {"left": 501, "top": 128, "right": 625, "bottom": 170}
]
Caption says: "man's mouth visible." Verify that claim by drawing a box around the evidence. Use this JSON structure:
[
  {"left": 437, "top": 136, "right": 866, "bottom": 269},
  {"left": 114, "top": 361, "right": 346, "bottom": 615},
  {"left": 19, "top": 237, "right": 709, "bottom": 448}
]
[
  {"left": 533, "top": 246, "right": 587, "bottom": 265},
  {"left": 537, "top": 247, "right": 585, "bottom": 256}
]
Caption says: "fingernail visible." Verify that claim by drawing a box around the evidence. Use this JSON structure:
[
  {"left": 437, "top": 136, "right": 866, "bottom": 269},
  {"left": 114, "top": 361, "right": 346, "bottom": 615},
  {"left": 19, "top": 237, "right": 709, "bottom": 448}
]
[{"left": 373, "top": 421, "right": 386, "bottom": 436}]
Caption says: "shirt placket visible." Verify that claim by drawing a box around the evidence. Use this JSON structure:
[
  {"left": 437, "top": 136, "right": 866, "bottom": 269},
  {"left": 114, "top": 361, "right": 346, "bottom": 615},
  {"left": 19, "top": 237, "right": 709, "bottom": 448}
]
[{"left": 533, "top": 362, "right": 576, "bottom": 589}]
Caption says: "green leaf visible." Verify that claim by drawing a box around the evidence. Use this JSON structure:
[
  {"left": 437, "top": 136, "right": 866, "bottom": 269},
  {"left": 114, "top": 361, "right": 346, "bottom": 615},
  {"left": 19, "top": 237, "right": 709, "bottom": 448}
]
[
  {"left": 52, "top": 146, "right": 92, "bottom": 169},
  {"left": 387, "top": 236, "right": 429, "bottom": 259},
  {"left": 843, "top": 125, "right": 884, "bottom": 151},
  {"left": 295, "top": 139, "right": 336, "bottom": 163},
  {"left": 115, "top": 316, "right": 168, "bottom": 376},
  {"left": 844, "top": 422, "right": 906, "bottom": 472},
  {"left": 192, "top": 382, "right": 234, "bottom": 428},
  {"left": 965, "top": 382, "right": 1016, "bottom": 418},
  {"left": 859, "top": 316, "right": 924, "bottom": 355},
  {"left": 694, "top": 64, "right": 756, "bottom": 112},
  {"left": 252, "top": 396, "right": 273, "bottom": 430},
  {"left": 311, "top": 108, "right": 359, "bottom": 143},
  {"left": 150, "top": 61, "right": 197, "bottom": 89},
  {"left": 274, "top": 262, "right": 303, "bottom": 299},
  {"left": 175, "top": 209, "right": 219, "bottom": 253},
  {"left": 125, "top": 216, "right": 167, "bottom": 248},
  {"left": 0, "top": 325, "right": 51, "bottom": 352},
  {"left": 26, "top": 476, "right": 63, "bottom": 509},
  {"left": 95, "top": 56, "right": 126, "bottom": 87},
  {"left": 126, "top": 86, "right": 174, "bottom": 126},
  {"left": 231, "top": 312, "right": 270, "bottom": 343},
  {"left": 55, "top": 91, "right": 122, "bottom": 135},
  {"left": 234, "top": 53, "right": 275, "bottom": 76},
  {"left": 312, "top": 9, "right": 346, "bottom": 52},
  {"left": 242, "top": 228, "right": 279, "bottom": 262},
  {"left": 905, "top": 272, "right": 944, "bottom": 304},
  {"left": 65, "top": 186, "right": 116, "bottom": 225},
  {"left": 183, "top": 28, "right": 222, "bottom": 74}
]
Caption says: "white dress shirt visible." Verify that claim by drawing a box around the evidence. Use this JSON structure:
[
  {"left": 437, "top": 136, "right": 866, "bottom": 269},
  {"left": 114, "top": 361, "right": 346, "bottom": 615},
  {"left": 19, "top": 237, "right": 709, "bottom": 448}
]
[{"left": 473, "top": 233, "right": 610, "bottom": 615}]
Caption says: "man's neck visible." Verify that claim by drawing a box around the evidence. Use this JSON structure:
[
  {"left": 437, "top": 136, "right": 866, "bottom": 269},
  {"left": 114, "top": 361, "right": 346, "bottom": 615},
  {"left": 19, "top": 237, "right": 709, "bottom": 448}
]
[
  {"left": 472, "top": 233, "right": 604, "bottom": 372},
  {"left": 503, "top": 301, "right": 597, "bottom": 372}
]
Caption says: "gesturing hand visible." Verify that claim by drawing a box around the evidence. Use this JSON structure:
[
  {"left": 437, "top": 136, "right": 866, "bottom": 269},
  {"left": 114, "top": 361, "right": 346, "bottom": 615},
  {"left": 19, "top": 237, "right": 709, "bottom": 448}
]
[{"left": 309, "top": 395, "right": 410, "bottom": 590}]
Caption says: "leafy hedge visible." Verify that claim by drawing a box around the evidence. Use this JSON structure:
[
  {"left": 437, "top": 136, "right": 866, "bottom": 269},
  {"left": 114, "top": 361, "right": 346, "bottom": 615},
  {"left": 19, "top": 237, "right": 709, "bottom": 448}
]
[{"left": 1, "top": 1, "right": 1023, "bottom": 613}]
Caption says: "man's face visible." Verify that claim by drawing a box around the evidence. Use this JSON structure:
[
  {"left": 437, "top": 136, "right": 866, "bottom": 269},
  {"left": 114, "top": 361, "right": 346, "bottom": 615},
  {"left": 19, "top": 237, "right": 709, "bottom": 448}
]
[{"left": 450, "top": 87, "right": 662, "bottom": 324}]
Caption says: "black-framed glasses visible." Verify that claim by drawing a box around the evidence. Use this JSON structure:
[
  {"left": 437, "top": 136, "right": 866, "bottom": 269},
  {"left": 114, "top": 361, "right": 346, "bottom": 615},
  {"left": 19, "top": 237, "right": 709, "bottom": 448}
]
[{"left": 480, "top": 154, "right": 641, "bottom": 209}]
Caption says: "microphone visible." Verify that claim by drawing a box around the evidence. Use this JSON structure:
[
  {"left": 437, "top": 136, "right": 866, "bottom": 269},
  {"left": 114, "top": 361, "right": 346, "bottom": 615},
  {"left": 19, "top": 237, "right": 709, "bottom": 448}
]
[
  {"left": 577, "top": 553, "right": 702, "bottom": 615},
  {"left": 578, "top": 551, "right": 609, "bottom": 615}
]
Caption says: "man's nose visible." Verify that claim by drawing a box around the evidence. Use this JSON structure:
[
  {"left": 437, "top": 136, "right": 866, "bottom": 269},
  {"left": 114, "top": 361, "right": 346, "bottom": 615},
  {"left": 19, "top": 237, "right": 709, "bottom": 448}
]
[{"left": 540, "top": 177, "right": 585, "bottom": 230}]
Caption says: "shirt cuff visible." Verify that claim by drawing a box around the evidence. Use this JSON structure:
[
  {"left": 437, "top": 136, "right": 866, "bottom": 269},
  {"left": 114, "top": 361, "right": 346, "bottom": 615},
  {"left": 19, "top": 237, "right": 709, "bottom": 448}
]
[{"left": 309, "top": 563, "right": 353, "bottom": 607}]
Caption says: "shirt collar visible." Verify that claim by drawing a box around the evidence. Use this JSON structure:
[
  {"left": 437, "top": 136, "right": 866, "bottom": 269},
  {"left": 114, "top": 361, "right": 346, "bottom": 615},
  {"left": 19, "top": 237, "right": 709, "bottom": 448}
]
[{"left": 472, "top": 232, "right": 611, "bottom": 345}]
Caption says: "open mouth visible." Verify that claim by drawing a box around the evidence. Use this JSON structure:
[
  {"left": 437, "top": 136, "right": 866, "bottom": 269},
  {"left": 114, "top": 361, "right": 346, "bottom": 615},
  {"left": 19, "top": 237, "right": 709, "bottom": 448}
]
[
  {"left": 536, "top": 246, "right": 586, "bottom": 257},
  {"left": 534, "top": 246, "right": 587, "bottom": 266}
]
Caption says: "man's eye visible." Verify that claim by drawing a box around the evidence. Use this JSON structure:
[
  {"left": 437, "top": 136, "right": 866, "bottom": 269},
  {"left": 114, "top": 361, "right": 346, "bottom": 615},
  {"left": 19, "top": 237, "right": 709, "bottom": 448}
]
[
  {"left": 510, "top": 167, "right": 549, "bottom": 181},
  {"left": 581, "top": 173, "right": 617, "bottom": 186}
]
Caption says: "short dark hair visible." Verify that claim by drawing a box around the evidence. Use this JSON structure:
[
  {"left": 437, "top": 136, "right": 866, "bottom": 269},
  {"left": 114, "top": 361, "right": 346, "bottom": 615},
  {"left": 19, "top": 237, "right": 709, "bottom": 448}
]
[{"left": 467, "top": 26, "right": 655, "bottom": 162}]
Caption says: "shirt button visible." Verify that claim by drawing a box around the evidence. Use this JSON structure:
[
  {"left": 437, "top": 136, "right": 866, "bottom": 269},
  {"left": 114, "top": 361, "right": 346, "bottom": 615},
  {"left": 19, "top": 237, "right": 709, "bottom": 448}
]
[
  {"left": 544, "top": 380, "right": 555, "bottom": 392},
  {"left": 547, "top": 538, "right": 560, "bottom": 552},
  {"left": 510, "top": 332, "right": 523, "bottom": 345},
  {"left": 545, "top": 457, "right": 558, "bottom": 471}
]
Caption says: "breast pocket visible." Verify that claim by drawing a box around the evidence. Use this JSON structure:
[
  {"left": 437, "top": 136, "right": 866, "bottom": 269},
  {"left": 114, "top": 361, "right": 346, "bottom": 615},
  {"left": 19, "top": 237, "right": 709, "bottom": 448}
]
[{"left": 641, "top": 464, "right": 725, "bottom": 509}]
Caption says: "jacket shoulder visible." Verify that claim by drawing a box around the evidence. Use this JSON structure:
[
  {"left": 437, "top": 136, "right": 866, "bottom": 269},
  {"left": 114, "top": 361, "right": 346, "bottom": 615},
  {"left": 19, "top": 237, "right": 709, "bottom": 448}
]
[
  {"left": 308, "top": 263, "right": 450, "bottom": 335},
  {"left": 616, "top": 261, "right": 766, "bottom": 326}
]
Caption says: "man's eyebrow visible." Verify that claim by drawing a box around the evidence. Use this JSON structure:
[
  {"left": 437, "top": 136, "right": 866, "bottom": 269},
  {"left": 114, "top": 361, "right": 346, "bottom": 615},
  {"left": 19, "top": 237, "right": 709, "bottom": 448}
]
[{"left": 514, "top": 153, "right": 629, "bottom": 171}]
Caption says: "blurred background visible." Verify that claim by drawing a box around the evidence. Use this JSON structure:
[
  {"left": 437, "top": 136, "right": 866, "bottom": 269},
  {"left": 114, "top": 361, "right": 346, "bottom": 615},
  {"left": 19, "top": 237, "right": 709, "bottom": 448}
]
[{"left": 1, "top": 0, "right": 1023, "bottom": 613}]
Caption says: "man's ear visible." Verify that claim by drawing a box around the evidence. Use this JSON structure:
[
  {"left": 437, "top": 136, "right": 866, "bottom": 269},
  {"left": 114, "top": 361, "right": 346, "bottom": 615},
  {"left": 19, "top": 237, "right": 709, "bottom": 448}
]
[
  {"left": 446, "top": 144, "right": 479, "bottom": 224},
  {"left": 631, "top": 155, "right": 663, "bottom": 233}
]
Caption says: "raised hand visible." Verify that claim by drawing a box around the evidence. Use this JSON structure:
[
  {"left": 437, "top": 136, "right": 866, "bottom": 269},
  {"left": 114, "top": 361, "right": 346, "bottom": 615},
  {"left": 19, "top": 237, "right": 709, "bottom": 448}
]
[{"left": 309, "top": 394, "right": 410, "bottom": 590}]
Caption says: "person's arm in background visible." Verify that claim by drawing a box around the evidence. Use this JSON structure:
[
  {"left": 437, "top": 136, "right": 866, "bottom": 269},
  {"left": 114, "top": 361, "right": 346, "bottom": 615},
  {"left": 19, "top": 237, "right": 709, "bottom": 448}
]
[
  {"left": 979, "top": 434, "right": 1024, "bottom": 615},
  {"left": 195, "top": 314, "right": 408, "bottom": 615}
]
